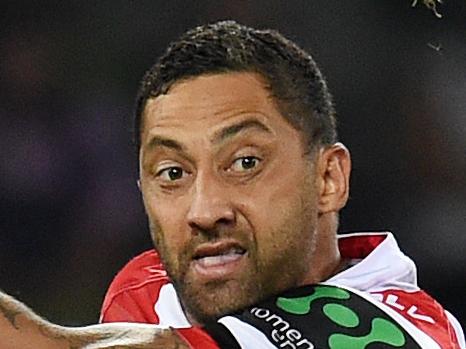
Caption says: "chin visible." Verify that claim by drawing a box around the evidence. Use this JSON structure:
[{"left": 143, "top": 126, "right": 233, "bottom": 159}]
[{"left": 179, "top": 278, "right": 261, "bottom": 324}]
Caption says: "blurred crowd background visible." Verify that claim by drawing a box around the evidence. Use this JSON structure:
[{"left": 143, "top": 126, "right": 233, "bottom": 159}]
[{"left": 1, "top": 0, "right": 465, "bottom": 326}]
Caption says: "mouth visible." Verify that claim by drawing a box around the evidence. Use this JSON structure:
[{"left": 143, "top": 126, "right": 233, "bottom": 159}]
[{"left": 190, "top": 241, "right": 247, "bottom": 280}]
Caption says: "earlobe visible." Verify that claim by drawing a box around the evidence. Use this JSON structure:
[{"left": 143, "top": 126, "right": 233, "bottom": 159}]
[{"left": 317, "top": 143, "right": 351, "bottom": 214}]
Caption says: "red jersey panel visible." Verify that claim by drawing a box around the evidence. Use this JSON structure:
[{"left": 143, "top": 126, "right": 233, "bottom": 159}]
[
  {"left": 100, "top": 233, "right": 464, "bottom": 348},
  {"left": 100, "top": 250, "right": 169, "bottom": 323}
]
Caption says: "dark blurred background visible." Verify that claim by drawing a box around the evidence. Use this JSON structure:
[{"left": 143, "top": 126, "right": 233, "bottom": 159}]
[{"left": 1, "top": 0, "right": 465, "bottom": 326}]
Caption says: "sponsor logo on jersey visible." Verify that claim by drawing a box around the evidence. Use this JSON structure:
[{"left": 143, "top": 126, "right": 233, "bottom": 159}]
[
  {"left": 240, "top": 285, "right": 422, "bottom": 349},
  {"left": 250, "top": 306, "right": 314, "bottom": 348}
]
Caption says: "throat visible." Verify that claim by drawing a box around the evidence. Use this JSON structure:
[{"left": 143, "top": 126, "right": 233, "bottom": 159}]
[{"left": 299, "top": 239, "right": 345, "bottom": 285}]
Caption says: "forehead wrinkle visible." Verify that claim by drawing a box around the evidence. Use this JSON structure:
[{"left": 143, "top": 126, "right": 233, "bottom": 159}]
[
  {"left": 211, "top": 117, "right": 274, "bottom": 145},
  {"left": 142, "top": 73, "right": 285, "bottom": 149},
  {"left": 146, "top": 89, "right": 274, "bottom": 128}
]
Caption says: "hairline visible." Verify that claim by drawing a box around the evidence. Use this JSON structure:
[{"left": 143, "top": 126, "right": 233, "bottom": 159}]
[{"left": 138, "top": 69, "right": 326, "bottom": 154}]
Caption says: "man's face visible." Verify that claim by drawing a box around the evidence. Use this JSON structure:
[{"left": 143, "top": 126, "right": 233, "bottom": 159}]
[{"left": 139, "top": 72, "right": 321, "bottom": 323}]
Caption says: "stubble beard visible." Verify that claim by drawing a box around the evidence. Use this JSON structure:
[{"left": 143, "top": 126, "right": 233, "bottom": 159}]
[
  {"left": 149, "top": 178, "right": 318, "bottom": 324},
  {"left": 151, "top": 222, "right": 266, "bottom": 324},
  {"left": 175, "top": 259, "right": 263, "bottom": 324}
]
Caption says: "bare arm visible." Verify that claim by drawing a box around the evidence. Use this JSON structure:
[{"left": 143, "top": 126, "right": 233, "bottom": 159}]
[{"left": 0, "top": 290, "right": 189, "bottom": 349}]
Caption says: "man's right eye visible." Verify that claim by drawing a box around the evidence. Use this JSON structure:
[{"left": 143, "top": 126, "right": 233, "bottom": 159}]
[{"left": 156, "top": 166, "right": 185, "bottom": 181}]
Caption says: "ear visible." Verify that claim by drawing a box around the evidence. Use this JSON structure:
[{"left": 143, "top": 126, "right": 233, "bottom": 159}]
[{"left": 316, "top": 143, "right": 351, "bottom": 214}]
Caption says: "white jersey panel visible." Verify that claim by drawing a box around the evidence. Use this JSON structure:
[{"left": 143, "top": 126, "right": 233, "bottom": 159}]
[{"left": 219, "top": 316, "right": 279, "bottom": 349}]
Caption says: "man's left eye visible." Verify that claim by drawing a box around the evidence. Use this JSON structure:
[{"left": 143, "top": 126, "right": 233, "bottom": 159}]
[{"left": 230, "top": 156, "right": 261, "bottom": 172}]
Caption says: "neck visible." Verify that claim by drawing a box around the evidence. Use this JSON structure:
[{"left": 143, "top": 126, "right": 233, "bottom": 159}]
[{"left": 300, "top": 214, "right": 345, "bottom": 285}]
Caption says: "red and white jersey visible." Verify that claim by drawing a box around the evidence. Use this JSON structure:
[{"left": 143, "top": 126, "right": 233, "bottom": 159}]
[{"left": 100, "top": 232, "right": 465, "bottom": 348}]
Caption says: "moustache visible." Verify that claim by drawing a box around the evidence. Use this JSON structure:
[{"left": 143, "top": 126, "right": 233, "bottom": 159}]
[{"left": 182, "top": 225, "right": 252, "bottom": 259}]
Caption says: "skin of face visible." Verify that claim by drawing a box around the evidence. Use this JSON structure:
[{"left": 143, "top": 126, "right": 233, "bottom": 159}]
[{"left": 139, "top": 72, "right": 351, "bottom": 324}]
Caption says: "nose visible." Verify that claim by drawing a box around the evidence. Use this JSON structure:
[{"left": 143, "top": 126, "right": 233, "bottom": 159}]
[{"left": 187, "top": 173, "right": 235, "bottom": 232}]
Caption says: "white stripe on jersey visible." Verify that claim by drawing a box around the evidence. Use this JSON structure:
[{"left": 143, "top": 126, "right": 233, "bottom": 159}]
[
  {"left": 446, "top": 310, "right": 466, "bottom": 349},
  {"left": 218, "top": 316, "right": 279, "bottom": 349},
  {"left": 154, "top": 283, "right": 190, "bottom": 328}
]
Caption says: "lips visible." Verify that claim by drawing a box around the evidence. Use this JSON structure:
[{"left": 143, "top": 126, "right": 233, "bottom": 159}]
[
  {"left": 191, "top": 241, "right": 247, "bottom": 279},
  {"left": 194, "top": 246, "right": 246, "bottom": 267}
]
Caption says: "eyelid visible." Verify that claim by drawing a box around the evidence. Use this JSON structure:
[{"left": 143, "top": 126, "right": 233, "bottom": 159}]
[
  {"left": 153, "top": 165, "right": 192, "bottom": 186},
  {"left": 234, "top": 156, "right": 259, "bottom": 170},
  {"left": 152, "top": 160, "right": 192, "bottom": 182},
  {"left": 154, "top": 161, "right": 181, "bottom": 175},
  {"left": 143, "top": 146, "right": 195, "bottom": 173},
  {"left": 155, "top": 164, "right": 178, "bottom": 177},
  {"left": 227, "top": 154, "right": 264, "bottom": 175},
  {"left": 229, "top": 143, "right": 266, "bottom": 161}
]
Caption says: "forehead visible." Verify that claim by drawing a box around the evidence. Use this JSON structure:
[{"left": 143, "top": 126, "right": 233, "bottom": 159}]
[{"left": 143, "top": 72, "right": 286, "bottom": 132}]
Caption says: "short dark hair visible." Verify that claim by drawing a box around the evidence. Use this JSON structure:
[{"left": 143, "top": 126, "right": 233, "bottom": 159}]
[{"left": 134, "top": 20, "right": 337, "bottom": 152}]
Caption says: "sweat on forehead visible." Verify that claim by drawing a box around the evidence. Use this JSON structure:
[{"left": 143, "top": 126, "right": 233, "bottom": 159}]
[{"left": 133, "top": 20, "right": 337, "bottom": 155}]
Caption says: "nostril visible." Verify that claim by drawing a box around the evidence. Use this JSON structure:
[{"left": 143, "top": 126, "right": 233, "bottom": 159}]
[
  {"left": 217, "top": 216, "right": 235, "bottom": 226},
  {"left": 187, "top": 203, "right": 235, "bottom": 231},
  {"left": 188, "top": 216, "right": 236, "bottom": 238}
]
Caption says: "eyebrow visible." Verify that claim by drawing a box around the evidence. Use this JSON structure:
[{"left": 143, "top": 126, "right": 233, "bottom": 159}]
[
  {"left": 212, "top": 118, "right": 273, "bottom": 145},
  {"left": 146, "top": 136, "right": 185, "bottom": 152}
]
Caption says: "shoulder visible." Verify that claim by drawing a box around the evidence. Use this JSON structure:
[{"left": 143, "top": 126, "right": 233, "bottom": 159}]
[
  {"left": 369, "top": 287, "right": 465, "bottom": 349},
  {"left": 205, "top": 284, "right": 465, "bottom": 349},
  {"left": 100, "top": 249, "right": 169, "bottom": 324}
]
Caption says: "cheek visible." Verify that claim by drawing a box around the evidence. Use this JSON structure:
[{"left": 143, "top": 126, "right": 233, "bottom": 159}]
[
  {"left": 238, "top": 168, "right": 317, "bottom": 257},
  {"left": 144, "top": 194, "right": 189, "bottom": 253},
  {"left": 238, "top": 162, "right": 315, "bottom": 228}
]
